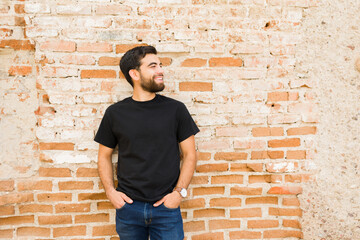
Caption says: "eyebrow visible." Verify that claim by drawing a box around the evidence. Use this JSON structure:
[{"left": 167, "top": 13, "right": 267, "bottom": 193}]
[{"left": 147, "top": 62, "right": 162, "bottom": 67}]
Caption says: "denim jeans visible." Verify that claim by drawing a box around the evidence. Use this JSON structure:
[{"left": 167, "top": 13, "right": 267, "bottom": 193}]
[{"left": 116, "top": 200, "right": 184, "bottom": 240}]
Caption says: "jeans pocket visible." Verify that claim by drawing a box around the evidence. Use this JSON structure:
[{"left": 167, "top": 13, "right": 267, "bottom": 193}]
[
  {"left": 162, "top": 203, "right": 179, "bottom": 210},
  {"left": 116, "top": 202, "right": 127, "bottom": 210}
]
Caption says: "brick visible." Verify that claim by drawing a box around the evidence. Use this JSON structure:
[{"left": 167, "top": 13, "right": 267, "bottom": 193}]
[
  {"left": 8, "top": 66, "right": 32, "bottom": 76},
  {"left": 214, "top": 152, "right": 248, "bottom": 160},
  {"left": 98, "top": 56, "right": 120, "bottom": 66},
  {"left": 0, "top": 193, "right": 34, "bottom": 205},
  {"left": 39, "top": 142, "right": 74, "bottom": 150},
  {"left": 248, "top": 219, "right": 279, "bottom": 229},
  {"left": 268, "top": 92, "right": 289, "bottom": 101},
  {"left": 283, "top": 198, "right": 300, "bottom": 206},
  {"left": 249, "top": 175, "right": 282, "bottom": 184},
  {"left": 60, "top": 55, "right": 96, "bottom": 65},
  {"left": 230, "top": 163, "right": 263, "bottom": 172},
  {"left": 287, "top": 126, "right": 317, "bottom": 135},
  {"left": 268, "top": 186, "right": 303, "bottom": 195},
  {"left": 95, "top": 5, "right": 132, "bottom": 15},
  {"left": 180, "top": 198, "right": 205, "bottom": 209},
  {"left": 197, "top": 152, "right": 211, "bottom": 161},
  {"left": 183, "top": 221, "right": 205, "bottom": 232},
  {"left": 56, "top": 5, "right": 91, "bottom": 15},
  {"left": 19, "top": 204, "right": 53, "bottom": 214},
  {"left": 115, "top": 43, "right": 148, "bottom": 53},
  {"left": 192, "top": 232, "right": 224, "bottom": 240},
  {"left": 17, "top": 227, "right": 50, "bottom": 237},
  {"left": 234, "top": 139, "right": 266, "bottom": 149},
  {"left": 209, "top": 57, "right": 242, "bottom": 67},
  {"left": 190, "top": 176, "right": 208, "bottom": 185},
  {"left": 38, "top": 215, "right": 72, "bottom": 225},
  {"left": 42, "top": 66, "right": 78, "bottom": 78},
  {"left": 181, "top": 58, "right": 207, "bottom": 67},
  {"left": 78, "top": 192, "right": 107, "bottom": 201},
  {"left": 0, "top": 229, "right": 13, "bottom": 238},
  {"left": 198, "top": 139, "right": 230, "bottom": 151},
  {"left": 285, "top": 174, "right": 311, "bottom": 183},
  {"left": 286, "top": 150, "right": 306, "bottom": 159},
  {"left": 268, "top": 138, "right": 300, "bottom": 148},
  {"left": 17, "top": 180, "right": 52, "bottom": 191},
  {"left": 263, "top": 230, "right": 303, "bottom": 238},
  {"left": 179, "top": 82, "right": 212, "bottom": 91},
  {"left": 39, "top": 167, "right": 71, "bottom": 177},
  {"left": 193, "top": 187, "right": 225, "bottom": 196},
  {"left": 251, "top": 150, "right": 285, "bottom": 160},
  {"left": 193, "top": 208, "right": 225, "bottom": 218},
  {"left": 230, "top": 208, "right": 262, "bottom": 218},
  {"left": 34, "top": 106, "right": 56, "bottom": 116},
  {"left": 159, "top": 57, "right": 172, "bottom": 66},
  {"left": 81, "top": 69, "right": 116, "bottom": 79},
  {"left": 97, "top": 201, "right": 113, "bottom": 210},
  {"left": 209, "top": 219, "right": 240, "bottom": 230},
  {"left": 212, "top": 175, "right": 243, "bottom": 184},
  {"left": 0, "top": 180, "right": 14, "bottom": 191},
  {"left": 0, "top": 215, "right": 34, "bottom": 225},
  {"left": 216, "top": 127, "right": 248, "bottom": 137},
  {"left": 269, "top": 207, "right": 302, "bottom": 216},
  {"left": 92, "top": 224, "right": 117, "bottom": 236},
  {"left": 252, "top": 127, "right": 283, "bottom": 137},
  {"left": 246, "top": 197, "right": 278, "bottom": 205},
  {"left": 196, "top": 163, "right": 228, "bottom": 172},
  {"left": 75, "top": 213, "right": 109, "bottom": 223},
  {"left": 230, "top": 187, "right": 262, "bottom": 195},
  {"left": 37, "top": 193, "right": 72, "bottom": 202},
  {"left": 266, "top": 162, "right": 298, "bottom": 173},
  {"left": 229, "top": 230, "right": 261, "bottom": 239},
  {"left": 58, "top": 181, "right": 94, "bottom": 190},
  {"left": 76, "top": 168, "right": 99, "bottom": 177},
  {"left": 40, "top": 40, "right": 76, "bottom": 52},
  {"left": 0, "top": 205, "right": 14, "bottom": 216},
  {"left": 53, "top": 225, "right": 86, "bottom": 237},
  {"left": 210, "top": 198, "right": 242, "bottom": 207},
  {"left": 55, "top": 203, "right": 90, "bottom": 213},
  {"left": 77, "top": 42, "right": 112, "bottom": 52}
]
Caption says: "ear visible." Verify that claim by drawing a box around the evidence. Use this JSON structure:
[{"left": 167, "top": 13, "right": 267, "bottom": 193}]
[{"left": 129, "top": 69, "right": 140, "bottom": 82}]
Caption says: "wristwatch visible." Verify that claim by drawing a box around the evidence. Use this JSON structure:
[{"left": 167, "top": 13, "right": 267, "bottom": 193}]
[{"left": 174, "top": 187, "right": 187, "bottom": 198}]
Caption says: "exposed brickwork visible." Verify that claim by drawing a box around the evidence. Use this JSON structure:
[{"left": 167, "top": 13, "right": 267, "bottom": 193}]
[{"left": 0, "top": 0, "right": 321, "bottom": 239}]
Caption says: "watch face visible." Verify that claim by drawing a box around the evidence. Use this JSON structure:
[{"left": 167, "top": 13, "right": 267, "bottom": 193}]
[{"left": 180, "top": 188, "right": 187, "bottom": 198}]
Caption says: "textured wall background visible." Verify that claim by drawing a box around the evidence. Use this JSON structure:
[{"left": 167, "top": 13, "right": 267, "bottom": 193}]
[{"left": 0, "top": 0, "right": 358, "bottom": 239}]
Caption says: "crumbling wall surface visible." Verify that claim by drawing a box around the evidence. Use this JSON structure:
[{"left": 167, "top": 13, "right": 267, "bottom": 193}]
[{"left": 297, "top": 0, "right": 360, "bottom": 239}]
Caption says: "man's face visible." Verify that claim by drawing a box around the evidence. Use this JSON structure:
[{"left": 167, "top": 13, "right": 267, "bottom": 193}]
[{"left": 137, "top": 54, "right": 165, "bottom": 93}]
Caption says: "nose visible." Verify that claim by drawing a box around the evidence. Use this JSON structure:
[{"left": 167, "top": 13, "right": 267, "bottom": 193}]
[{"left": 157, "top": 65, "right": 164, "bottom": 75}]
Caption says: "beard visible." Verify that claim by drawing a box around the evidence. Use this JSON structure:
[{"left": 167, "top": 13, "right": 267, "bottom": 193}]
[{"left": 140, "top": 74, "right": 165, "bottom": 93}]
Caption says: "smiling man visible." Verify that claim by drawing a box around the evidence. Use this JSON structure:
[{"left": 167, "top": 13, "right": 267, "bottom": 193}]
[{"left": 94, "top": 46, "right": 199, "bottom": 240}]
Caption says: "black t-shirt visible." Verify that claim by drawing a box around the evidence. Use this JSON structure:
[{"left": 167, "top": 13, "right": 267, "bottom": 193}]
[{"left": 94, "top": 94, "right": 199, "bottom": 203}]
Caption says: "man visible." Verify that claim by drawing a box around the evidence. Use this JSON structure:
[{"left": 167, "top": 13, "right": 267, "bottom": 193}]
[{"left": 94, "top": 45, "right": 199, "bottom": 240}]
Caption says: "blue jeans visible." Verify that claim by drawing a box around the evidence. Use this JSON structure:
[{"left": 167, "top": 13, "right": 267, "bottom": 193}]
[{"left": 116, "top": 200, "right": 184, "bottom": 240}]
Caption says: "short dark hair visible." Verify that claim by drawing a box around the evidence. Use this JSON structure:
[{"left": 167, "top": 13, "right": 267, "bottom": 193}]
[{"left": 119, "top": 45, "right": 157, "bottom": 86}]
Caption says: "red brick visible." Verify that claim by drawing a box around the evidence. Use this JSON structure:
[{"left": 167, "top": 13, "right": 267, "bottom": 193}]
[
  {"left": 97, "top": 201, "right": 113, "bottom": 210},
  {"left": 17, "top": 180, "right": 52, "bottom": 191},
  {"left": 39, "top": 142, "right": 74, "bottom": 150},
  {"left": 210, "top": 198, "right": 242, "bottom": 207},
  {"left": 248, "top": 175, "right": 282, "bottom": 184},
  {"left": 263, "top": 230, "right": 303, "bottom": 238},
  {"left": 98, "top": 56, "right": 120, "bottom": 66},
  {"left": 266, "top": 162, "right": 298, "bottom": 173},
  {"left": 196, "top": 163, "right": 228, "bottom": 172},
  {"left": 247, "top": 220, "right": 279, "bottom": 228},
  {"left": 197, "top": 152, "right": 212, "bottom": 161},
  {"left": 180, "top": 198, "right": 205, "bottom": 209},
  {"left": 268, "top": 92, "right": 289, "bottom": 101},
  {"left": 214, "top": 152, "right": 248, "bottom": 160},
  {"left": 268, "top": 138, "right": 301, "bottom": 148},
  {"left": 193, "top": 187, "right": 224, "bottom": 196},
  {"left": 40, "top": 40, "right": 76, "bottom": 52},
  {"left": 209, "top": 57, "right": 242, "bottom": 67},
  {"left": 58, "top": 181, "right": 94, "bottom": 190},
  {"left": 0, "top": 205, "right": 14, "bottom": 216},
  {"left": 0, "top": 215, "right": 34, "bottom": 225},
  {"left": 115, "top": 43, "right": 148, "bottom": 53},
  {"left": 0, "top": 180, "right": 14, "bottom": 191},
  {"left": 285, "top": 174, "right": 312, "bottom": 183},
  {"left": 159, "top": 57, "right": 172, "bottom": 66},
  {"left": 181, "top": 58, "right": 207, "bottom": 67},
  {"left": 19, "top": 204, "right": 53, "bottom": 214},
  {"left": 268, "top": 186, "right": 303, "bottom": 195},
  {"left": 0, "top": 229, "right": 13, "bottom": 238},
  {"left": 38, "top": 215, "right": 72, "bottom": 225},
  {"left": 0, "top": 193, "right": 34, "bottom": 205},
  {"left": 252, "top": 127, "right": 283, "bottom": 137},
  {"left": 179, "top": 82, "right": 212, "bottom": 91},
  {"left": 17, "top": 227, "right": 50, "bottom": 237},
  {"left": 8, "top": 66, "right": 32, "bottom": 76},
  {"left": 230, "top": 163, "right": 263, "bottom": 172},
  {"left": 209, "top": 219, "right": 240, "bottom": 230},
  {"left": 192, "top": 232, "right": 224, "bottom": 240},
  {"left": 282, "top": 198, "right": 300, "bottom": 206},
  {"left": 55, "top": 203, "right": 90, "bottom": 213},
  {"left": 229, "top": 230, "right": 261, "bottom": 239},
  {"left": 37, "top": 193, "right": 72, "bottom": 202},
  {"left": 190, "top": 176, "right": 208, "bottom": 185},
  {"left": 246, "top": 197, "right": 278, "bottom": 205},
  {"left": 230, "top": 208, "right": 262, "bottom": 218},
  {"left": 34, "top": 106, "right": 55, "bottom": 116},
  {"left": 231, "top": 187, "right": 262, "bottom": 195},
  {"left": 212, "top": 175, "right": 243, "bottom": 184},
  {"left": 78, "top": 192, "right": 107, "bottom": 201},
  {"left": 75, "top": 213, "right": 109, "bottom": 223},
  {"left": 269, "top": 207, "right": 302, "bottom": 216},
  {"left": 194, "top": 209, "right": 225, "bottom": 218},
  {"left": 95, "top": 5, "right": 132, "bottom": 15},
  {"left": 283, "top": 219, "right": 301, "bottom": 228},
  {"left": 76, "top": 168, "right": 99, "bottom": 177},
  {"left": 92, "top": 224, "right": 117, "bottom": 236},
  {"left": 81, "top": 69, "right": 116, "bottom": 79},
  {"left": 287, "top": 126, "right": 317, "bottom": 135},
  {"left": 0, "top": 40, "right": 35, "bottom": 50},
  {"left": 287, "top": 150, "right": 306, "bottom": 159},
  {"left": 53, "top": 226, "right": 86, "bottom": 237},
  {"left": 77, "top": 42, "right": 112, "bottom": 52},
  {"left": 60, "top": 55, "right": 96, "bottom": 65},
  {"left": 183, "top": 221, "right": 205, "bottom": 232},
  {"left": 39, "top": 167, "right": 71, "bottom": 177}
]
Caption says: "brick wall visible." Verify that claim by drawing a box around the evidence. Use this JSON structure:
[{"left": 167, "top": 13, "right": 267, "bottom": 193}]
[{"left": 0, "top": 0, "right": 318, "bottom": 239}]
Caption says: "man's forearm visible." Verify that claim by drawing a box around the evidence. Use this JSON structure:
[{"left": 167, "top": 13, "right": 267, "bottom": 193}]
[
  {"left": 176, "top": 153, "right": 197, "bottom": 189},
  {"left": 98, "top": 155, "right": 116, "bottom": 194}
]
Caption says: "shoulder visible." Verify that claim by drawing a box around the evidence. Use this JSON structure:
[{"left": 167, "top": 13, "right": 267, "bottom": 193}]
[
  {"left": 104, "top": 96, "right": 132, "bottom": 114},
  {"left": 157, "top": 94, "right": 185, "bottom": 107}
]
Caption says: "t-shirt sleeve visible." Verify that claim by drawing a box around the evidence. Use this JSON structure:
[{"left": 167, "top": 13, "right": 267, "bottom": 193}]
[
  {"left": 176, "top": 103, "right": 200, "bottom": 143},
  {"left": 94, "top": 109, "right": 117, "bottom": 149}
]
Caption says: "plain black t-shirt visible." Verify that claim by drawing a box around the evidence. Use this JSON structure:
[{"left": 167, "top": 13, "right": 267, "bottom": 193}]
[{"left": 94, "top": 94, "right": 199, "bottom": 203}]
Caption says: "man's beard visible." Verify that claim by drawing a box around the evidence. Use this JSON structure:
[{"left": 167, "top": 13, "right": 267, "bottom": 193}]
[{"left": 140, "top": 75, "right": 165, "bottom": 93}]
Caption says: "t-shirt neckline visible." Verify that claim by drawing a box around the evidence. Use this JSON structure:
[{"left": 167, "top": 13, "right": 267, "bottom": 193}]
[{"left": 130, "top": 94, "right": 159, "bottom": 104}]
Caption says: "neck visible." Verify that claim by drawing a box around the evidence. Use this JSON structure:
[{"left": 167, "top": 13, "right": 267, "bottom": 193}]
[{"left": 132, "top": 86, "right": 156, "bottom": 102}]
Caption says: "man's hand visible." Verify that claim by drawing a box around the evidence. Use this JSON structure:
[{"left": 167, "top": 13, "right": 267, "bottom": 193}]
[
  {"left": 106, "top": 188, "right": 133, "bottom": 209},
  {"left": 153, "top": 191, "right": 182, "bottom": 208}
]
